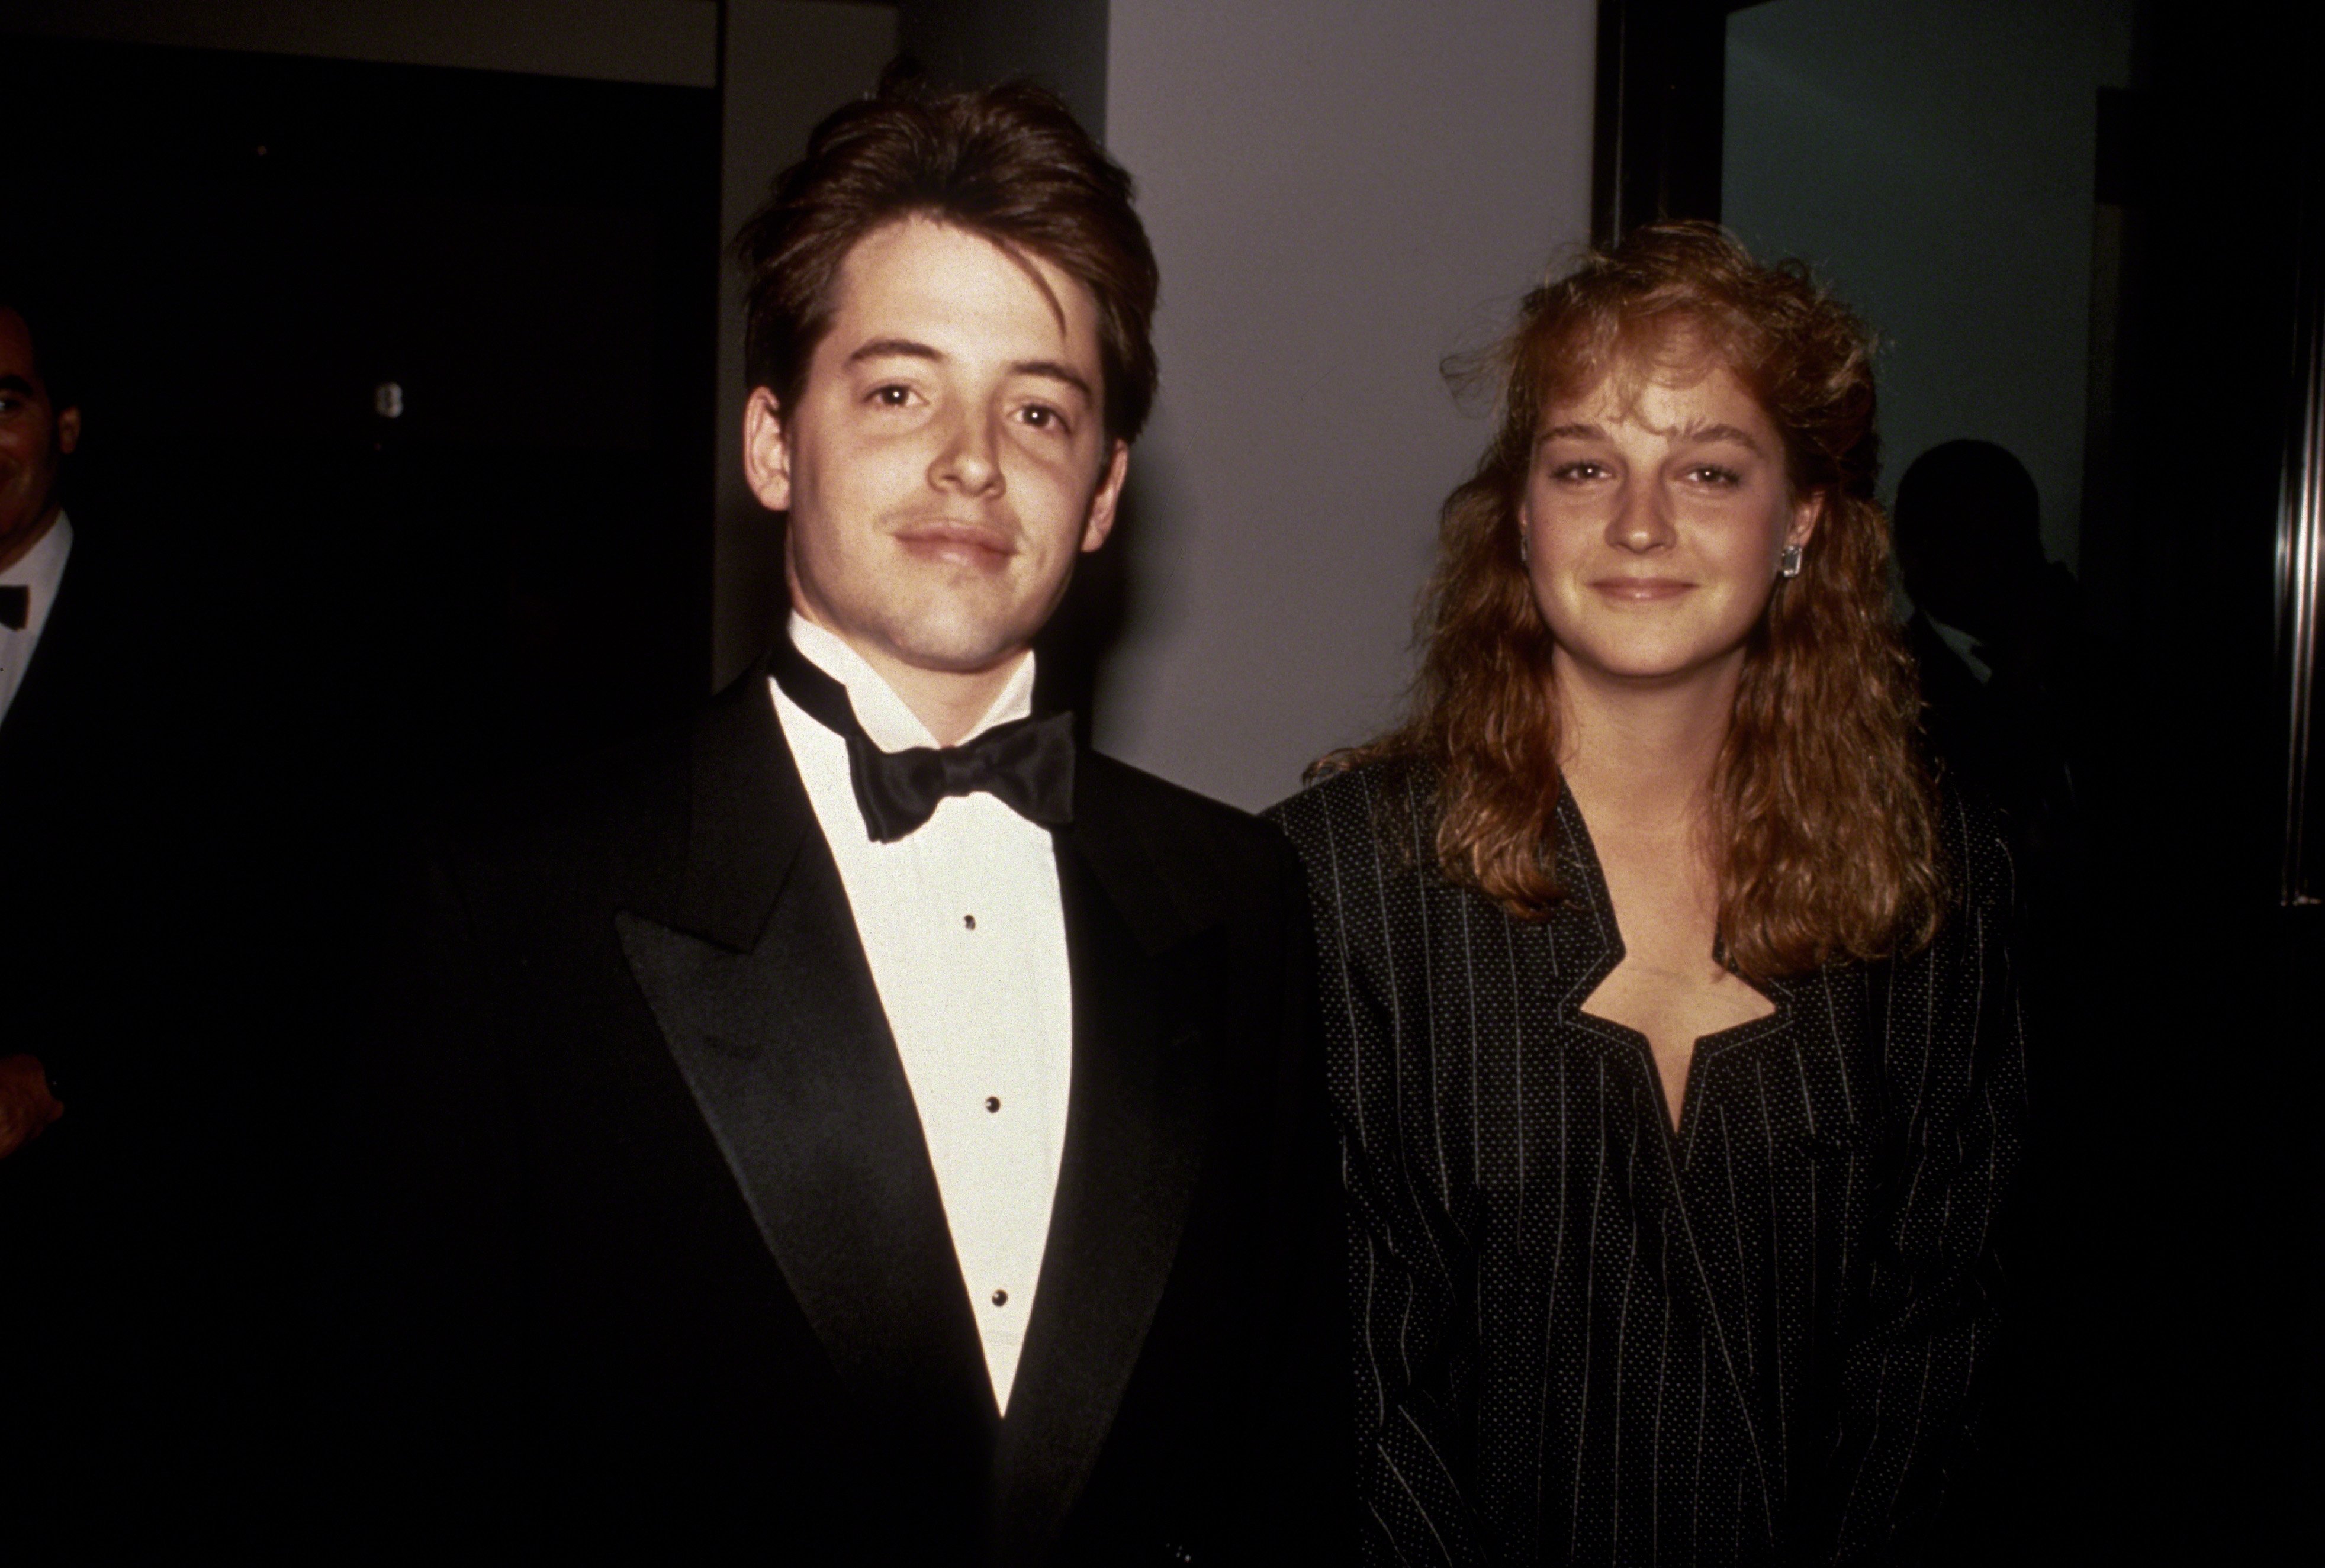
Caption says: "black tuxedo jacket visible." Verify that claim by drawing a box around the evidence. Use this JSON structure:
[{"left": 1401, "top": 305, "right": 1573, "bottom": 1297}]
[
  {"left": 0, "top": 523, "right": 171, "bottom": 1240},
  {"left": 0, "top": 523, "right": 269, "bottom": 1538},
  {"left": 331, "top": 661, "right": 1348, "bottom": 1564}
]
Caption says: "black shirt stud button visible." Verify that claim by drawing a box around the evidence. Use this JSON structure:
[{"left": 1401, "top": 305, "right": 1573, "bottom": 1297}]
[
  {"left": 985, "top": 1095, "right": 1001, "bottom": 1113},
  {"left": 991, "top": 1289, "right": 1008, "bottom": 1307}
]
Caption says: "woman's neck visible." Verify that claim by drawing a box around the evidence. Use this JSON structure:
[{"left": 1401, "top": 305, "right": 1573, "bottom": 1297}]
[{"left": 1552, "top": 650, "right": 1740, "bottom": 838}]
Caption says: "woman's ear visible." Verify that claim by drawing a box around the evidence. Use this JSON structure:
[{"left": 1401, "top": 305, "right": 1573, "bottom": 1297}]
[{"left": 1789, "top": 488, "right": 1825, "bottom": 548}]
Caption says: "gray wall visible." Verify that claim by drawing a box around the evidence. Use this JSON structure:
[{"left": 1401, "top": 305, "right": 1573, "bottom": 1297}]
[
  {"left": 1097, "top": 0, "right": 1598, "bottom": 810},
  {"left": 1723, "top": 0, "right": 2134, "bottom": 569}
]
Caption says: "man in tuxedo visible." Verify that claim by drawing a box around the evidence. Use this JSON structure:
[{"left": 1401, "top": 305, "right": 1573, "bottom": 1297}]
[
  {"left": 0, "top": 296, "right": 79, "bottom": 1160},
  {"left": 0, "top": 284, "right": 252, "bottom": 1547},
  {"left": 342, "top": 78, "right": 1344, "bottom": 1562}
]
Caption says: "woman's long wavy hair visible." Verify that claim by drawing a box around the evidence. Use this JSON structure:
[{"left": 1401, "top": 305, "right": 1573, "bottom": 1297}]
[{"left": 1330, "top": 222, "right": 1943, "bottom": 980}]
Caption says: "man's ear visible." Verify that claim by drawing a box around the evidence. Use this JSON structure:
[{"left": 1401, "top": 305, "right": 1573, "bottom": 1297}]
[
  {"left": 54, "top": 407, "right": 79, "bottom": 458},
  {"left": 742, "top": 387, "right": 791, "bottom": 512},
  {"left": 1079, "top": 439, "right": 1130, "bottom": 553},
  {"left": 1789, "top": 488, "right": 1825, "bottom": 548}
]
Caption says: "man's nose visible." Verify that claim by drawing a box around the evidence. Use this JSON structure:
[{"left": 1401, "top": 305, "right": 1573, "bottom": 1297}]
[{"left": 930, "top": 408, "right": 1004, "bottom": 497}]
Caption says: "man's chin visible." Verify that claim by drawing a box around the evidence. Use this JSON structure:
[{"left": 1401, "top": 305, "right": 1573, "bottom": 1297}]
[
  {"left": 884, "top": 630, "right": 1034, "bottom": 678},
  {"left": 834, "top": 606, "right": 1028, "bottom": 680}
]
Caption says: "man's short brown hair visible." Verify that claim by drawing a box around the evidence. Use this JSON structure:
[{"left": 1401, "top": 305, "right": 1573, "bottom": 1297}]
[{"left": 735, "top": 70, "right": 1160, "bottom": 444}]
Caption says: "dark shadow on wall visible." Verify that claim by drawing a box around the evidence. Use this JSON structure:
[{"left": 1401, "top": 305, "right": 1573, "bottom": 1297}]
[{"left": 1033, "top": 450, "right": 1176, "bottom": 749}]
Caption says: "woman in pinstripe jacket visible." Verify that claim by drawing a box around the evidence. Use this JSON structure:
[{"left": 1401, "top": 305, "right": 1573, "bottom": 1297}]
[{"left": 1268, "top": 224, "right": 2025, "bottom": 1565}]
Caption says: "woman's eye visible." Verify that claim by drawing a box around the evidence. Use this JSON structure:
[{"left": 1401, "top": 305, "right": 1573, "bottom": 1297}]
[
  {"left": 1551, "top": 461, "right": 1606, "bottom": 482},
  {"left": 1688, "top": 464, "right": 1744, "bottom": 487}
]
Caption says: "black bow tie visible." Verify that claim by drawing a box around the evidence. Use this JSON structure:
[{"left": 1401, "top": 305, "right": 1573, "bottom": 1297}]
[
  {"left": 0, "top": 584, "right": 25, "bottom": 632},
  {"left": 769, "top": 632, "right": 1075, "bottom": 843}
]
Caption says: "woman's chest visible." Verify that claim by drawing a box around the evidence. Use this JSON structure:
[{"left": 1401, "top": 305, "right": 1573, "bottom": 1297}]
[{"left": 1374, "top": 897, "right": 1887, "bottom": 1188}]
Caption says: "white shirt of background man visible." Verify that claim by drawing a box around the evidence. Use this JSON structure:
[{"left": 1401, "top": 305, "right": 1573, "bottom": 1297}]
[
  {"left": 0, "top": 513, "right": 73, "bottom": 729},
  {"left": 769, "top": 611, "right": 1075, "bottom": 1416}
]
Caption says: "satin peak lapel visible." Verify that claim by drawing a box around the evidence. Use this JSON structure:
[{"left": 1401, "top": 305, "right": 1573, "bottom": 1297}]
[{"left": 614, "top": 680, "right": 992, "bottom": 1462}]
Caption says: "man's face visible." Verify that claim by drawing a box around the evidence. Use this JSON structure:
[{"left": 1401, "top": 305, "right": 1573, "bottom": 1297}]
[
  {"left": 744, "top": 217, "right": 1127, "bottom": 682},
  {"left": 0, "top": 310, "right": 78, "bottom": 565}
]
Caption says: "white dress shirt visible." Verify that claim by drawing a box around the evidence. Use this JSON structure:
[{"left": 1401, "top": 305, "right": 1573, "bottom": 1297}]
[
  {"left": 769, "top": 613, "right": 1074, "bottom": 1415},
  {"left": 0, "top": 513, "right": 73, "bottom": 729}
]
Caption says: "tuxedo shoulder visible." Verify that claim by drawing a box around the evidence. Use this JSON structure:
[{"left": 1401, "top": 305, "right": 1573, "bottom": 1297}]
[
  {"left": 1076, "top": 750, "right": 1302, "bottom": 892},
  {"left": 430, "top": 701, "right": 701, "bottom": 881}
]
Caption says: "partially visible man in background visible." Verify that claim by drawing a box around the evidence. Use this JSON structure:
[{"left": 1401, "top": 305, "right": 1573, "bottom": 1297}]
[
  {"left": 0, "top": 291, "right": 80, "bottom": 1159},
  {"left": 0, "top": 278, "right": 308, "bottom": 1556}
]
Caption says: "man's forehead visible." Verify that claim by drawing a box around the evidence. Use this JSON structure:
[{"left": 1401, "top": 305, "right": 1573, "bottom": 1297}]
[{"left": 827, "top": 217, "right": 1097, "bottom": 359}]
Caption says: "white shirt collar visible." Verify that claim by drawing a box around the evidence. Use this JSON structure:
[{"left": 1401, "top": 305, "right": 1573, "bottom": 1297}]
[
  {"left": 785, "top": 610, "right": 1036, "bottom": 752},
  {"left": 1921, "top": 610, "right": 1993, "bottom": 684},
  {"left": 1, "top": 510, "right": 74, "bottom": 604}
]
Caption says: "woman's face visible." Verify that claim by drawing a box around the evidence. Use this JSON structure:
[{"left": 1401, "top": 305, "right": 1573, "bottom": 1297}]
[{"left": 1519, "top": 359, "right": 1821, "bottom": 693}]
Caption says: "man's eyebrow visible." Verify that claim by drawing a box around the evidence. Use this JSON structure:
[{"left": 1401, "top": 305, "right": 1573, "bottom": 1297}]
[
  {"left": 1009, "top": 360, "right": 1093, "bottom": 402},
  {"left": 843, "top": 337, "right": 944, "bottom": 367},
  {"left": 0, "top": 375, "right": 37, "bottom": 398},
  {"left": 838, "top": 343, "right": 1092, "bottom": 403}
]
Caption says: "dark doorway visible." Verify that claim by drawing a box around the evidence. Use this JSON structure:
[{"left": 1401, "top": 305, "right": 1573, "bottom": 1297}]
[{"left": 2, "top": 34, "right": 720, "bottom": 806}]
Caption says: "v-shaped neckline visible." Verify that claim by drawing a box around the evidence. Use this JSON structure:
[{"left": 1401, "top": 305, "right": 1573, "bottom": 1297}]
[{"left": 1555, "top": 789, "right": 1793, "bottom": 1164}]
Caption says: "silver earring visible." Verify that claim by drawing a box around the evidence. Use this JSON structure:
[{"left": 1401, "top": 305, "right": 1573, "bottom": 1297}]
[
  {"left": 1778, "top": 543, "right": 1803, "bottom": 579},
  {"left": 1518, "top": 528, "right": 1530, "bottom": 565}
]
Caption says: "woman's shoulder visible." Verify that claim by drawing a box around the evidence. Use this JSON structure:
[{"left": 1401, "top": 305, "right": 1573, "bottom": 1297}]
[
  {"left": 1936, "top": 782, "right": 2019, "bottom": 921},
  {"left": 1262, "top": 754, "right": 1436, "bottom": 859}
]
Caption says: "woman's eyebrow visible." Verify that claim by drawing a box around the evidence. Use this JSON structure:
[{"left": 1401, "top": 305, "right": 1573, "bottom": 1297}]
[{"left": 1673, "top": 421, "right": 1768, "bottom": 455}]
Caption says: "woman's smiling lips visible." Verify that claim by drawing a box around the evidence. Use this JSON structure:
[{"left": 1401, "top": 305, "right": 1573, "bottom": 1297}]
[{"left": 1589, "top": 575, "right": 1693, "bottom": 602}]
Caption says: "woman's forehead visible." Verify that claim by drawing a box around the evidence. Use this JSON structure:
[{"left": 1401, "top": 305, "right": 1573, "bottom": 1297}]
[{"left": 1542, "top": 351, "right": 1763, "bottom": 431}]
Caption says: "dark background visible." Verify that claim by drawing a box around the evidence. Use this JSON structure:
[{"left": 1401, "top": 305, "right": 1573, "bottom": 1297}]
[{"left": 2, "top": 36, "right": 719, "bottom": 807}]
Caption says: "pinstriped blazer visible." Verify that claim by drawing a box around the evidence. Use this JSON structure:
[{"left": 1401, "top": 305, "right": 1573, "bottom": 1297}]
[{"left": 1267, "top": 762, "right": 2025, "bottom": 1566}]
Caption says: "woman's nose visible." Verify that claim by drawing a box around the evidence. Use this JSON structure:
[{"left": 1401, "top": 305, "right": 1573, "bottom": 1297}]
[{"left": 1609, "top": 482, "right": 1674, "bottom": 552}]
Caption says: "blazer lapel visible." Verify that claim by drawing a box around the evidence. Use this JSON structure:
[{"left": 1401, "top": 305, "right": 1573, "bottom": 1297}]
[
  {"left": 613, "top": 669, "right": 995, "bottom": 1469},
  {"left": 989, "top": 765, "right": 1218, "bottom": 1554}
]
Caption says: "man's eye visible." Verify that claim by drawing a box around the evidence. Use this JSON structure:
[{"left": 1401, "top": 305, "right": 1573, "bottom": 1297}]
[
  {"left": 1689, "top": 465, "right": 1744, "bottom": 487},
  {"left": 869, "top": 385, "right": 914, "bottom": 407},
  {"left": 1020, "top": 404, "right": 1067, "bottom": 432}
]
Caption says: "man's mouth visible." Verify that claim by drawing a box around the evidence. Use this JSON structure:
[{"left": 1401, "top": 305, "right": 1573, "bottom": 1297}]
[{"left": 893, "top": 520, "right": 1016, "bottom": 568}]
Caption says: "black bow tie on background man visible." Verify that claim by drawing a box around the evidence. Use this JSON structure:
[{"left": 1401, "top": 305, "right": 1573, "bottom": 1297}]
[
  {"left": 769, "top": 630, "right": 1076, "bottom": 843},
  {"left": 0, "top": 584, "right": 27, "bottom": 631}
]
